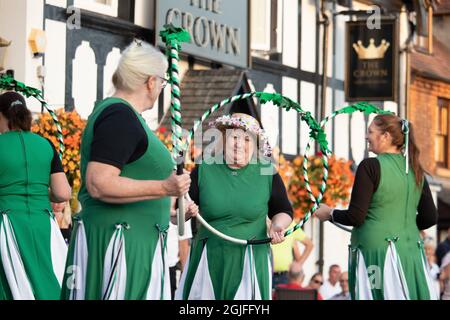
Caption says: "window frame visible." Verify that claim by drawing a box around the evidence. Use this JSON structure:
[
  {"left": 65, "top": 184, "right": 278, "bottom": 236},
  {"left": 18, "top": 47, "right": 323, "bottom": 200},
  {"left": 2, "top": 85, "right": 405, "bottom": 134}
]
[
  {"left": 73, "top": 0, "right": 119, "bottom": 17},
  {"left": 436, "top": 98, "right": 450, "bottom": 168}
]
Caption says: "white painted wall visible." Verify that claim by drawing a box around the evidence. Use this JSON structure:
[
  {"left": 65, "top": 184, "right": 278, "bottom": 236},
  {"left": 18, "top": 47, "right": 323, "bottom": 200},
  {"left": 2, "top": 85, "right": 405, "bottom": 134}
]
[
  {"left": 74, "top": 0, "right": 118, "bottom": 17},
  {"left": 282, "top": 0, "right": 298, "bottom": 69},
  {"left": 301, "top": 0, "right": 316, "bottom": 73},
  {"left": 134, "top": 0, "right": 154, "bottom": 29},
  {"left": 260, "top": 83, "right": 280, "bottom": 148},
  {"left": 282, "top": 77, "right": 298, "bottom": 155},
  {"left": 333, "top": 90, "right": 349, "bottom": 159},
  {"left": 299, "top": 81, "right": 316, "bottom": 154},
  {"left": 103, "top": 47, "right": 121, "bottom": 98},
  {"left": 44, "top": 19, "right": 67, "bottom": 109},
  {"left": 46, "top": 0, "right": 67, "bottom": 8},
  {"left": 72, "top": 41, "right": 97, "bottom": 119},
  {"left": 0, "top": 0, "right": 45, "bottom": 112}
]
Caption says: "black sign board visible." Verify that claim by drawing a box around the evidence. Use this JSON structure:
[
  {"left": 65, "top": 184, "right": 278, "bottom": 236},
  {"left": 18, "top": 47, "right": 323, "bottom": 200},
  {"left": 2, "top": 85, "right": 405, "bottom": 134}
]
[{"left": 345, "top": 19, "right": 398, "bottom": 102}]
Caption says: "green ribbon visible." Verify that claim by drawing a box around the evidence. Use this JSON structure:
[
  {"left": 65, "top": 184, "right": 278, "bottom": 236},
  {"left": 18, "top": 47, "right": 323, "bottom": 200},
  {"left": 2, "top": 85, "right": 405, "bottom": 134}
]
[
  {"left": 336, "top": 102, "right": 394, "bottom": 117},
  {"left": 159, "top": 24, "right": 191, "bottom": 51},
  {"left": 0, "top": 74, "right": 65, "bottom": 160},
  {"left": 0, "top": 74, "right": 44, "bottom": 100},
  {"left": 257, "top": 92, "right": 330, "bottom": 154},
  {"left": 258, "top": 92, "right": 297, "bottom": 111}
]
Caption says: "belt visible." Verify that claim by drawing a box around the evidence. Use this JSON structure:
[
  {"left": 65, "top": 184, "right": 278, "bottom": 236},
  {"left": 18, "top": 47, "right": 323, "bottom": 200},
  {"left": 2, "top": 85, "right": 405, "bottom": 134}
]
[{"left": 273, "top": 271, "right": 288, "bottom": 276}]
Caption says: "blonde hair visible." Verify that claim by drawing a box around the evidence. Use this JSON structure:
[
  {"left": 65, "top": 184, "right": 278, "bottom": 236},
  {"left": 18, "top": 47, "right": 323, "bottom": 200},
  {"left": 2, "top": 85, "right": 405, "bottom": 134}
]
[{"left": 112, "top": 40, "right": 168, "bottom": 92}]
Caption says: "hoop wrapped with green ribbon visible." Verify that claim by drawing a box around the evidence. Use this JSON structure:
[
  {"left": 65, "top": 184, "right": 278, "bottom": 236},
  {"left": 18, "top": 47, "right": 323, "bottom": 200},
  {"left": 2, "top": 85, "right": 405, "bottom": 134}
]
[
  {"left": 301, "top": 102, "right": 394, "bottom": 233},
  {"left": 180, "top": 92, "right": 330, "bottom": 245}
]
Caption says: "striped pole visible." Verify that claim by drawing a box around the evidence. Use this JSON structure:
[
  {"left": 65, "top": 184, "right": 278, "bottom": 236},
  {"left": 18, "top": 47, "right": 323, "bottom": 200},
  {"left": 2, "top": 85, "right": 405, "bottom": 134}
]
[{"left": 160, "top": 25, "right": 191, "bottom": 236}]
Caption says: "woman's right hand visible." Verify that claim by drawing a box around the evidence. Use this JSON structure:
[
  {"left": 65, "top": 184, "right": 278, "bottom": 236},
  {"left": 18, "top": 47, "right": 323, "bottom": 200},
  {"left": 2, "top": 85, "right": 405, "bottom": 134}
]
[{"left": 162, "top": 172, "right": 191, "bottom": 197}]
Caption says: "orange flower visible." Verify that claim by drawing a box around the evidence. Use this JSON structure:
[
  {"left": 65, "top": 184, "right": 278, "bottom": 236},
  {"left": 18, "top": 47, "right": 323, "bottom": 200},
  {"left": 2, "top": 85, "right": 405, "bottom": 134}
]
[
  {"left": 32, "top": 108, "right": 86, "bottom": 211},
  {"left": 279, "top": 154, "right": 354, "bottom": 220}
]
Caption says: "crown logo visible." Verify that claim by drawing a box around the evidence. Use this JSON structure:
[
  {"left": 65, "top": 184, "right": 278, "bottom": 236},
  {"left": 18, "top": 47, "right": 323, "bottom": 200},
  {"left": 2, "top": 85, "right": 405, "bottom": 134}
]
[{"left": 353, "top": 38, "right": 390, "bottom": 60}]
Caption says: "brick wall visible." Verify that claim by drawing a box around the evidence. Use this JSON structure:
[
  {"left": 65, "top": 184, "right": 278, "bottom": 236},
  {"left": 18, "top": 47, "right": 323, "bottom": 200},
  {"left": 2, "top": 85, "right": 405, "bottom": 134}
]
[{"left": 408, "top": 74, "right": 450, "bottom": 175}]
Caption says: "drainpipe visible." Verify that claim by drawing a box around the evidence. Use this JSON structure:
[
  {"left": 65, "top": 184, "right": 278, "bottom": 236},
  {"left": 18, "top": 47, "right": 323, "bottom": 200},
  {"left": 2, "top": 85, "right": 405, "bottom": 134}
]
[{"left": 317, "top": 0, "right": 330, "bottom": 275}]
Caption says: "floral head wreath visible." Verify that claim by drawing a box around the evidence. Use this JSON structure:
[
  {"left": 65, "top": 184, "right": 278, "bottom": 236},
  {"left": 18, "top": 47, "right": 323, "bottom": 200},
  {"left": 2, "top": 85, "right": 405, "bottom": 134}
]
[{"left": 209, "top": 113, "right": 273, "bottom": 157}]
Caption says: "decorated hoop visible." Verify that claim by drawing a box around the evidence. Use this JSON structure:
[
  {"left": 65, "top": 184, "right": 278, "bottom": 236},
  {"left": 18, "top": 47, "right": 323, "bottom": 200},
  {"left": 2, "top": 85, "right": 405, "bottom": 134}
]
[
  {"left": 300, "top": 103, "right": 395, "bottom": 234},
  {"left": 160, "top": 24, "right": 331, "bottom": 245},
  {"left": 181, "top": 92, "right": 330, "bottom": 245},
  {"left": 0, "top": 74, "right": 65, "bottom": 160},
  {"left": 159, "top": 24, "right": 385, "bottom": 245}
]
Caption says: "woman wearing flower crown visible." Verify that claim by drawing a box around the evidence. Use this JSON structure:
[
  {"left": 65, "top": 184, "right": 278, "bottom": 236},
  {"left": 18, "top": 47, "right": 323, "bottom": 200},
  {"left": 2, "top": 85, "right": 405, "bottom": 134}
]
[
  {"left": 175, "top": 113, "right": 293, "bottom": 300},
  {"left": 316, "top": 114, "right": 438, "bottom": 300}
]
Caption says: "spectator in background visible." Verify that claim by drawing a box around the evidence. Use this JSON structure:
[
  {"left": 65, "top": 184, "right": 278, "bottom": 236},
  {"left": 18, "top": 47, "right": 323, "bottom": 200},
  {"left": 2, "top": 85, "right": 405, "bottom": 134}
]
[
  {"left": 440, "top": 252, "right": 450, "bottom": 300},
  {"left": 319, "top": 264, "right": 342, "bottom": 299},
  {"left": 329, "top": 272, "right": 350, "bottom": 300},
  {"left": 436, "top": 227, "right": 450, "bottom": 267},
  {"left": 306, "top": 273, "right": 323, "bottom": 290},
  {"left": 305, "top": 273, "right": 324, "bottom": 300},
  {"left": 271, "top": 220, "right": 314, "bottom": 287},
  {"left": 275, "top": 262, "right": 305, "bottom": 291},
  {"left": 423, "top": 236, "right": 441, "bottom": 298},
  {"left": 273, "top": 262, "right": 324, "bottom": 300},
  {"left": 51, "top": 201, "right": 72, "bottom": 244}
]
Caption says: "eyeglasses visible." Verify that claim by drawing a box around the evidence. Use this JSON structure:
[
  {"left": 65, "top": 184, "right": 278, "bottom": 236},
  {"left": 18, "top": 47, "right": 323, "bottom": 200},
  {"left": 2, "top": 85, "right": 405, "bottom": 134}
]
[
  {"left": 156, "top": 75, "right": 169, "bottom": 89},
  {"left": 144, "top": 75, "right": 170, "bottom": 89},
  {"left": 312, "top": 279, "right": 323, "bottom": 285}
]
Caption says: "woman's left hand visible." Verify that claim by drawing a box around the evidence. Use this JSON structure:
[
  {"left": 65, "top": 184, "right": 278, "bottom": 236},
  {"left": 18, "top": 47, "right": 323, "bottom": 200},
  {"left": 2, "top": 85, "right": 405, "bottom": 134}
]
[
  {"left": 315, "top": 204, "right": 333, "bottom": 222},
  {"left": 269, "top": 223, "right": 286, "bottom": 245},
  {"left": 185, "top": 201, "right": 199, "bottom": 220}
]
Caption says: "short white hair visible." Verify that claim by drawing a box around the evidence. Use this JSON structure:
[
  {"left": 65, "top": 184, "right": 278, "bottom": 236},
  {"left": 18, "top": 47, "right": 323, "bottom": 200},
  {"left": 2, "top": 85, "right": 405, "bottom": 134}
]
[{"left": 113, "top": 40, "right": 168, "bottom": 92}]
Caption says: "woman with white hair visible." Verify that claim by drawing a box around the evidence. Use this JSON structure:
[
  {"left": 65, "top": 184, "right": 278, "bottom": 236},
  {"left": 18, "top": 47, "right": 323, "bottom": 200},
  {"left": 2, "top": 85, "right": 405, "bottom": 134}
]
[{"left": 61, "top": 40, "right": 198, "bottom": 300}]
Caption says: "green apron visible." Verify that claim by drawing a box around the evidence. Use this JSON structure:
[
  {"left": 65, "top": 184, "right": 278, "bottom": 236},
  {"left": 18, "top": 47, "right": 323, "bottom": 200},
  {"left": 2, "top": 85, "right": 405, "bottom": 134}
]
[
  {"left": 176, "top": 161, "right": 274, "bottom": 300},
  {"left": 61, "top": 98, "right": 174, "bottom": 300},
  {"left": 349, "top": 154, "right": 438, "bottom": 300},
  {"left": 0, "top": 131, "right": 66, "bottom": 300}
]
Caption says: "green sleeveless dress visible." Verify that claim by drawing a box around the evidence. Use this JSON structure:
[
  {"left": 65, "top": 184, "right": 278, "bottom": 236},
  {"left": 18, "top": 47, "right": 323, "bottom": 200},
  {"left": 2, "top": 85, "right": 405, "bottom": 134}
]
[
  {"left": 176, "top": 161, "right": 274, "bottom": 300},
  {"left": 61, "top": 98, "right": 174, "bottom": 300},
  {"left": 349, "top": 154, "right": 439, "bottom": 300},
  {"left": 0, "top": 131, "right": 67, "bottom": 300}
]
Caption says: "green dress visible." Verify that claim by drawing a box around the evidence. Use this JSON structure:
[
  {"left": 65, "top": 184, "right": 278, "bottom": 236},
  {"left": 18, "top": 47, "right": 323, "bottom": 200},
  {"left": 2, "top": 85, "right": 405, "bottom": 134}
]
[
  {"left": 176, "top": 162, "right": 274, "bottom": 300},
  {"left": 61, "top": 98, "right": 174, "bottom": 300},
  {"left": 0, "top": 131, "right": 67, "bottom": 300},
  {"left": 349, "top": 154, "right": 439, "bottom": 300}
]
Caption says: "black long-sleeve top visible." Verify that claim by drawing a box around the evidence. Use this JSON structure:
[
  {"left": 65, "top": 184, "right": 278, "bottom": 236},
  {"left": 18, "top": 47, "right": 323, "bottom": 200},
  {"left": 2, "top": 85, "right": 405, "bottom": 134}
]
[{"left": 332, "top": 158, "right": 438, "bottom": 230}]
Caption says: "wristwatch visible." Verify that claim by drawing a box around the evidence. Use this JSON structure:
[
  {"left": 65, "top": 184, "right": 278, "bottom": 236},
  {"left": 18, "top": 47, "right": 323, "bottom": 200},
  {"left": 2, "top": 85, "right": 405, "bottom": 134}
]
[{"left": 329, "top": 209, "right": 335, "bottom": 223}]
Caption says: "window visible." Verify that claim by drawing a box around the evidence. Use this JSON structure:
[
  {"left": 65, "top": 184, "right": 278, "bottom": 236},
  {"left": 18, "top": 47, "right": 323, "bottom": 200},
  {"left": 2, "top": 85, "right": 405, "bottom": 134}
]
[
  {"left": 250, "top": 0, "right": 281, "bottom": 61},
  {"left": 413, "top": 3, "right": 434, "bottom": 54},
  {"left": 436, "top": 98, "right": 449, "bottom": 168},
  {"left": 74, "top": 0, "right": 119, "bottom": 17}
]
